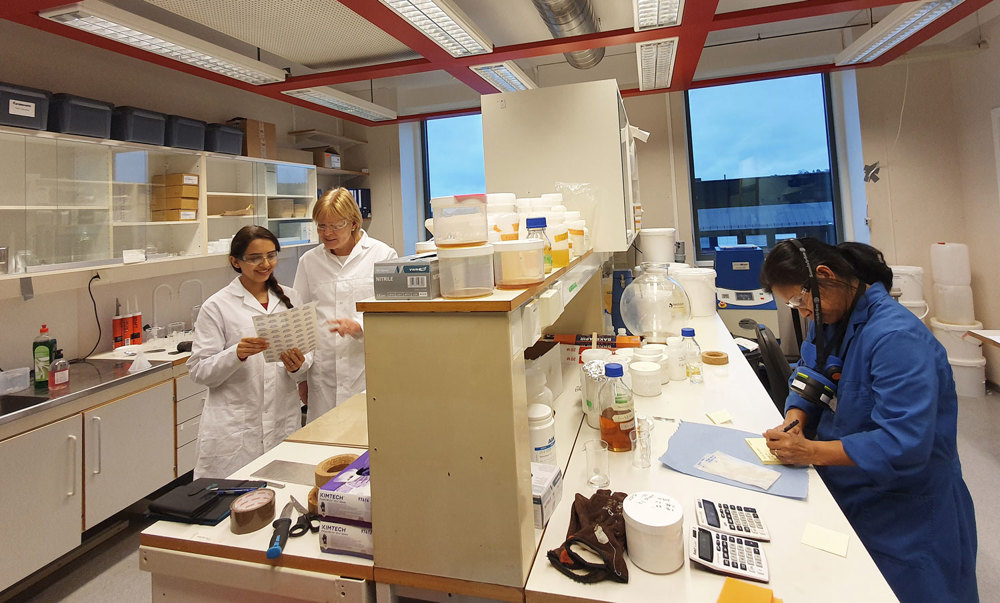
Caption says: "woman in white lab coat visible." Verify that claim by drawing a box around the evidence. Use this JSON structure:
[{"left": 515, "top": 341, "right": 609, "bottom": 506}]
[
  {"left": 188, "top": 226, "right": 311, "bottom": 479},
  {"left": 294, "top": 187, "right": 397, "bottom": 422}
]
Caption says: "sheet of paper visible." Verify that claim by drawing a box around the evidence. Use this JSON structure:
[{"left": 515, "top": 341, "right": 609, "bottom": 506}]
[
  {"left": 745, "top": 437, "right": 782, "bottom": 464},
  {"left": 706, "top": 409, "right": 733, "bottom": 424},
  {"left": 252, "top": 302, "right": 318, "bottom": 363},
  {"left": 696, "top": 450, "right": 780, "bottom": 490},
  {"left": 801, "top": 523, "right": 849, "bottom": 557}
]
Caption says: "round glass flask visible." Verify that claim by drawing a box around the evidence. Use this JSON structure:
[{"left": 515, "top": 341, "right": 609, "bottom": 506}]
[{"left": 619, "top": 262, "right": 691, "bottom": 343}]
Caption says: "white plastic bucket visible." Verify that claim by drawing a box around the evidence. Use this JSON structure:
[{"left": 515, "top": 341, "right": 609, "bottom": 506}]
[
  {"left": 638, "top": 228, "right": 676, "bottom": 264},
  {"left": 674, "top": 267, "right": 717, "bottom": 317},
  {"left": 930, "top": 242, "right": 971, "bottom": 286},
  {"left": 930, "top": 317, "right": 983, "bottom": 361},
  {"left": 950, "top": 357, "right": 986, "bottom": 397},
  {"left": 900, "top": 300, "right": 929, "bottom": 321},
  {"left": 890, "top": 265, "right": 925, "bottom": 303},
  {"left": 933, "top": 283, "right": 975, "bottom": 325}
]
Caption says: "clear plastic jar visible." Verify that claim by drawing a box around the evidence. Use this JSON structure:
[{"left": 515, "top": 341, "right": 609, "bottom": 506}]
[
  {"left": 437, "top": 244, "right": 494, "bottom": 299},
  {"left": 493, "top": 239, "right": 545, "bottom": 288},
  {"left": 431, "top": 195, "right": 488, "bottom": 248}
]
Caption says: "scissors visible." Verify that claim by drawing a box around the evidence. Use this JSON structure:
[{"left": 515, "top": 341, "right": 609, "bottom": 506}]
[{"left": 288, "top": 495, "right": 320, "bottom": 537}]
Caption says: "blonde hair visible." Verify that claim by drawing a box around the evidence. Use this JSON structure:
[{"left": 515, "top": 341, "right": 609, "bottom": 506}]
[{"left": 313, "top": 187, "right": 363, "bottom": 243}]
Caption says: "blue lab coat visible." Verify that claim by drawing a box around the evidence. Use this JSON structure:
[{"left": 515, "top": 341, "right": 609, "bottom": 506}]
[{"left": 787, "top": 283, "right": 978, "bottom": 603}]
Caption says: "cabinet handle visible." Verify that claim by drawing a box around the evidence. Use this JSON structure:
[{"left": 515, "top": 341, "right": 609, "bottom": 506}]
[
  {"left": 92, "top": 416, "right": 102, "bottom": 475},
  {"left": 67, "top": 434, "right": 78, "bottom": 497}
]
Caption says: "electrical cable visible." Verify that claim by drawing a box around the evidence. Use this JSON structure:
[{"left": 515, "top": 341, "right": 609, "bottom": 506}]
[{"left": 74, "top": 274, "right": 102, "bottom": 362}]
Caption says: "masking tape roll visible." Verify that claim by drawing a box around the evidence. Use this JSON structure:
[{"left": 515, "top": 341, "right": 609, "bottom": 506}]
[
  {"left": 308, "top": 486, "right": 319, "bottom": 515},
  {"left": 315, "top": 453, "right": 360, "bottom": 487},
  {"left": 702, "top": 350, "right": 729, "bottom": 365},
  {"left": 229, "top": 488, "right": 276, "bottom": 535}
]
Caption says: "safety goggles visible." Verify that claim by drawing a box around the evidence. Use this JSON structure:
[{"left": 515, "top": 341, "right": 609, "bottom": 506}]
[
  {"left": 785, "top": 287, "right": 809, "bottom": 309},
  {"left": 316, "top": 219, "right": 351, "bottom": 232},
  {"left": 241, "top": 251, "right": 278, "bottom": 266}
]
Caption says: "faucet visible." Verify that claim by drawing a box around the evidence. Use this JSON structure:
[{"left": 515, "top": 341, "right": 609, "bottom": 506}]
[
  {"left": 179, "top": 279, "right": 204, "bottom": 305},
  {"left": 152, "top": 283, "right": 174, "bottom": 329}
]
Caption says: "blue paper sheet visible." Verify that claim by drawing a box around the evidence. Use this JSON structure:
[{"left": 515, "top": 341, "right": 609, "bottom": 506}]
[{"left": 658, "top": 421, "right": 809, "bottom": 499}]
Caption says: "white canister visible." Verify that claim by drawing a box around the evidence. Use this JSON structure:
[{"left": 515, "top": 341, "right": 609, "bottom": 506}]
[
  {"left": 629, "top": 361, "right": 662, "bottom": 397},
  {"left": 933, "top": 283, "right": 975, "bottom": 325},
  {"left": 890, "top": 265, "right": 925, "bottom": 303},
  {"left": 950, "top": 357, "right": 986, "bottom": 397},
  {"left": 929, "top": 317, "right": 983, "bottom": 362},
  {"left": 528, "top": 404, "right": 557, "bottom": 464},
  {"left": 930, "top": 242, "right": 971, "bottom": 286},
  {"left": 623, "top": 492, "right": 684, "bottom": 574},
  {"left": 666, "top": 337, "right": 687, "bottom": 381},
  {"left": 901, "top": 299, "right": 929, "bottom": 322},
  {"left": 638, "top": 228, "right": 676, "bottom": 264},
  {"left": 645, "top": 343, "right": 670, "bottom": 384},
  {"left": 414, "top": 240, "right": 436, "bottom": 253},
  {"left": 674, "top": 268, "right": 717, "bottom": 318}
]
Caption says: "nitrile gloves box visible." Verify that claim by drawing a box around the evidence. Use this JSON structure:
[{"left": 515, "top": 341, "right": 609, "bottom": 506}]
[
  {"left": 319, "top": 520, "right": 373, "bottom": 558},
  {"left": 318, "top": 451, "right": 371, "bottom": 523},
  {"left": 373, "top": 253, "right": 440, "bottom": 300},
  {"left": 532, "top": 462, "right": 563, "bottom": 529}
]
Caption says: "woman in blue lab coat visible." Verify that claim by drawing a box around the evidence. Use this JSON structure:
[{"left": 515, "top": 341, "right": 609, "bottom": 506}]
[{"left": 760, "top": 238, "right": 978, "bottom": 603}]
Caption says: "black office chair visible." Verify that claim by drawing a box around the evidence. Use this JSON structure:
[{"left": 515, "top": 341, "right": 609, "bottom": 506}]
[{"left": 752, "top": 322, "right": 793, "bottom": 414}]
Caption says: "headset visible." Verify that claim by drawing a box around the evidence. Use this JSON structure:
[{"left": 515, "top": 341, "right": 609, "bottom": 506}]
[{"left": 786, "top": 239, "right": 864, "bottom": 413}]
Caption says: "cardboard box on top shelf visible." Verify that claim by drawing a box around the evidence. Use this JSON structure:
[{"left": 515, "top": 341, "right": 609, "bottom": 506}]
[
  {"left": 152, "top": 209, "right": 197, "bottom": 222},
  {"left": 152, "top": 184, "right": 199, "bottom": 200},
  {"left": 227, "top": 117, "right": 277, "bottom": 160},
  {"left": 305, "top": 146, "right": 341, "bottom": 169},
  {"left": 150, "top": 196, "right": 198, "bottom": 212},
  {"left": 152, "top": 173, "right": 198, "bottom": 186},
  {"left": 277, "top": 147, "right": 313, "bottom": 165}
]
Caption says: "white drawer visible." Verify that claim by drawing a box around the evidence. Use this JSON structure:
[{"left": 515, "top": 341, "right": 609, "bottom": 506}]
[
  {"left": 176, "top": 392, "right": 207, "bottom": 425},
  {"left": 177, "top": 439, "right": 197, "bottom": 475},
  {"left": 176, "top": 415, "right": 200, "bottom": 448},
  {"left": 175, "top": 373, "right": 207, "bottom": 401}
]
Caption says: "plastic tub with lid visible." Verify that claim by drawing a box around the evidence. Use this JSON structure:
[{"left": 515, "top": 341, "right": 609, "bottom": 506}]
[
  {"left": 493, "top": 240, "right": 545, "bottom": 289},
  {"left": 437, "top": 244, "right": 494, "bottom": 299},
  {"left": 890, "top": 265, "right": 925, "bottom": 303},
  {"left": 431, "top": 195, "right": 488, "bottom": 248},
  {"left": 674, "top": 267, "right": 718, "bottom": 317},
  {"left": 638, "top": 228, "right": 676, "bottom": 264},
  {"left": 414, "top": 240, "right": 437, "bottom": 254},
  {"left": 901, "top": 299, "right": 929, "bottom": 321},
  {"left": 932, "top": 283, "right": 975, "bottom": 325},
  {"left": 929, "top": 317, "right": 983, "bottom": 361},
  {"left": 951, "top": 357, "right": 986, "bottom": 397},
  {"left": 623, "top": 492, "right": 684, "bottom": 574},
  {"left": 629, "top": 361, "right": 662, "bottom": 397}
]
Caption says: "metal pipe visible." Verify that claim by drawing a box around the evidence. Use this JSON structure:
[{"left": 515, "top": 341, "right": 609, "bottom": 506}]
[{"left": 532, "top": 0, "right": 605, "bottom": 69}]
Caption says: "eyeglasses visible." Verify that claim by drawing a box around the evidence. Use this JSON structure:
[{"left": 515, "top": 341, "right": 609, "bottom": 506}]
[
  {"left": 316, "top": 220, "right": 351, "bottom": 232},
  {"left": 785, "top": 287, "right": 809, "bottom": 309},
  {"left": 241, "top": 251, "right": 278, "bottom": 266}
]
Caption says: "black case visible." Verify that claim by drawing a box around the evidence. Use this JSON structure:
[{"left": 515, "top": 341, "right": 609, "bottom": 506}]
[
  {"left": 0, "top": 81, "right": 51, "bottom": 130},
  {"left": 204, "top": 123, "right": 244, "bottom": 154},
  {"left": 48, "top": 93, "right": 113, "bottom": 138},
  {"left": 147, "top": 478, "right": 266, "bottom": 525},
  {"left": 165, "top": 115, "right": 206, "bottom": 150},
  {"left": 111, "top": 106, "right": 166, "bottom": 145}
]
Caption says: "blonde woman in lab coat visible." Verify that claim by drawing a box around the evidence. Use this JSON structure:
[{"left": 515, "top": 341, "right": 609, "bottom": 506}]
[
  {"left": 188, "top": 226, "right": 311, "bottom": 479},
  {"left": 294, "top": 188, "right": 397, "bottom": 422}
]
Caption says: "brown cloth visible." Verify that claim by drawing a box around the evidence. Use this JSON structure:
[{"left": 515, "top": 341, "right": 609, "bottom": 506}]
[{"left": 546, "top": 489, "right": 629, "bottom": 584}]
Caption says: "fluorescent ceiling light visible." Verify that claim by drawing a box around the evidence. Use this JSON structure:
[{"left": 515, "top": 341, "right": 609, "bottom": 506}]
[
  {"left": 282, "top": 87, "right": 397, "bottom": 122},
  {"left": 835, "top": 0, "right": 964, "bottom": 65},
  {"left": 39, "top": 0, "right": 286, "bottom": 85},
  {"left": 636, "top": 37, "right": 678, "bottom": 91},
  {"left": 377, "top": 0, "right": 492, "bottom": 57},
  {"left": 471, "top": 61, "right": 537, "bottom": 92},
  {"left": 633, "top": 0, "right": 685, "bottom": 31}
]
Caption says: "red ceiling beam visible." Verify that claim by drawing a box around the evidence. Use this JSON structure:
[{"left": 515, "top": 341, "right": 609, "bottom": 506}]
[
  {"left": 870, "top": 0, "right": 993, "bottom": 65},
  {"left": 671, "top": 1, "right": 722, "bottom": 90},
  {"left": 710, "top": 0, "right": 900, "bottom": 31},
  {"left": 262, "top": 58, "right": 433, "bottom": 92},
  {"left": 0, "top": 0, "right": 69, "bottom": 19}
]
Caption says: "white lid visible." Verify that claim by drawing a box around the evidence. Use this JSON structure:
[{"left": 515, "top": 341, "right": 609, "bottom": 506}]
[
  {"left": 414, "top": 241, "right": 437, "bottom": 252},
  {"left": 623, "top": 492, "right": 683, "bottom": 528},
  {"left": 675, "top": 267, "right": 717, "bottom": 278},
  {"left": 580, "top": 348, "right": 613, "bottom": 362},
  {"left": 949, "top": 356, "right": 987, "bottom": 367},
  {"left": 929, "top": 316, "right": 983, "bottom": 330},
  {"left": 541, "top": 193, "right": 563, "bottom": 204},
  {"left": 890, "top": 265, "right": 923, "bottom": 275},
  {"left": 633, "top": 347, "right": 662, "bottom": 359},
  {"left": 492, "top": 239, "right": 544, "bottom": 252},
  {"left": 436, "top": 244, "right": 494, "bottom": 258},
  {"left": 900, "top": 300, "right": 927, "bottom": 307},
  {"left": 430, "top": 194, "right": 486, "bottom": 208},
  {"left": 487, "top": 193, "right": 516, "bottom": 204},
  {"left": 629, "top": 361, "right": 661, "bottom": 374},
  {"left": 564, "top": 211, "right": 582, "bottom": 222},
  {"left": 613, "top": 348, "right": 634, "bottom": 358},
  {"left": 643, "top": 343, "right": 667, "bottom": 352},
  {"left": 487, "top": 202, "right": 516, "bottom": 214},
  {"left": 527, "top": 403, "right": 553, "bottom": 422}
]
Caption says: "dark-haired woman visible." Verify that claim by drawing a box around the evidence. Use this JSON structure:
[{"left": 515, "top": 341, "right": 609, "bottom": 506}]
[
  {"left": 761, "top": 238, "right": 977, "bottom": 602},
  {"left": 188, "top": 226, "right": 312, "bottom": 479}
]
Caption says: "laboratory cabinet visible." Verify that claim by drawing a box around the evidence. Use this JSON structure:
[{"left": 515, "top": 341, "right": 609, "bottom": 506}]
[
  {"left": 173, "top": 371, "right": 207, "bottom": 476},
  {"left": 0, "top": 415, "right": 82, "bottom": 592}
]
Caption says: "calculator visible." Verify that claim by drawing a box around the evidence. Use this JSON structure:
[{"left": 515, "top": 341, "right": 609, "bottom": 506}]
[
  {"left": 695, "top": 498, "right": 770, "bottom": 541},
  {"left": 689, "top": 527, "right": 770, "bottom": 583}
]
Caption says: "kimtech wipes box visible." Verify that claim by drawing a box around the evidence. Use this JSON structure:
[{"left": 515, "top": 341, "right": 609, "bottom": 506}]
[
  {"left": 532, "top": 462, "right": 563, "bottom": 529},
  {"left": 373, "top": 253, "right": 440, "bottom": 300},
  {"left": 318, "top": 451, "right": 371, "bottom": 523}
]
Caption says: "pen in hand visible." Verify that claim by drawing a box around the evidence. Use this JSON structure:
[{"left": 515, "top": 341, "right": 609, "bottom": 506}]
[{"left": 782, "top": 419, "right": 800, "bottom": 432}]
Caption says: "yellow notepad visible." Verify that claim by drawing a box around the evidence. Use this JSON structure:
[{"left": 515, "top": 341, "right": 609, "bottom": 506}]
[
  {"left": 745, "top": 437, "right": 782, "bottom": 464},
  {"left": 716, "top": 576, "right": 774, "bottom": 603}
]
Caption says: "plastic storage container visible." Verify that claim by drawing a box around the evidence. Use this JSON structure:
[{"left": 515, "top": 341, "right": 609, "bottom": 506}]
[
  {"left": 674, "top": 267, "right": 718, "bottom": 317},
  {"left": 951, "top": 357, "right": 986, "bottom": 397},
  {"left": 165, "top": 115, "right": 207, "bottom": 150},
  {"left": 414, "top": 240, "right": 437, "bottom": 253},
  {"left": 629, "top": 361, "right": 662, "bottom": 397},
  {"left": 48, "top": 93, "right": 113, "bottom": 138},
  {"left": 111, "top": 106, "right": 166, "bottom": 145},
  {"left": 890, "top": 265, "right": 925, "bottom": 303},
  {"left": 205, "top": 123, "right": 244, "bottom": 154},
  {"left": 0, "top": 81, "right": 51, "bottom": 130},
  {"left": 493, "top": 239, "right": 545, "bottom": 289},
  {"left": 930, "top": 242, "right": 971, "bottom": 286},
  {"left": 929, "top": 317, "right": 983, "bottom": 361},
  {"left": 431, "top": 195, "right": 488, "bottom": 248},
  {"left": 623, "top": 492, "right": 684, "bottom": 574},
  {"left": 638, "top": 228, "right": 676, "bottom": 264},
  {"left": 528, "top": 403, "right": 557, "bottom": 464},
  {"left": 933, "top": 283, "right": 975, "bottom": 325},
  {"left": 437, "top": 244, "right": 494, "bottom": 299},
  {"left": 901, "top": 300, "right": 929, "bottom": 321}
]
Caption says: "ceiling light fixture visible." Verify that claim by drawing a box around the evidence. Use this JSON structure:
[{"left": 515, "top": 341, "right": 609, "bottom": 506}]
[
  {"left": 636, "top": 37, "right": 678, "bottom": 91},
  {"left": 377, "top": 0, "right": 493, "bottom": 57},
  {"left": 835, "top": 0, "right": 965, "bottom": 65},
  {"left": 39, "top": 0, "right": 286, "bottom": 85},
  {"left": 470, "top": 61, "right": 537, "bottom": 92},
  {"left": 633, "top": 0, "right": 685, "bottom": 31},
  {"left": 282, "top": 87, "right": 397, "bottom": 122}
]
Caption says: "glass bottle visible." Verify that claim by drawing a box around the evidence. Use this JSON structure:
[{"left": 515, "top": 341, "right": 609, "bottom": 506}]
[
  {"left": 525, "top": 216, "right": 552, "bottom": 274},
  {"left": 681, "top": 327, "right": 703, "bottom": 384},
  {"left": 618, "top": 262, "right": 691, "bottom": 343},
  {"left": 599, "top": 363, "right": 635, "bottom": 452}
]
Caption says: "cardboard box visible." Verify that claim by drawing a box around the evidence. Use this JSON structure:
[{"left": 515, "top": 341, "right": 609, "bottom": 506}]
[
  {"left": 531, "top": 462, "right": 563, "bottom": 529},
  {"left": 150, "top": 197, "right": 198, "bottom": 212},
  {"left": 374, "top": 253, "right": 440, "bottom": 300},
  {"left": 318, "top": 452, "right": 371, "bottom": 523},
  {"left": 152, "top": 209, "right": 197, "bottom": 222},
  {"left": 152, "top": 173, "right": 198, "bottom": 186},
  {"left": 152, "top": 184, "right": 199, "bottom": 200},
  {"left": 227, "top": 117, "right": 277, "bottom": 160},
  {"left": 318, "top": 520, "right": 373, "bottom": 558},
  {"left": 306, "top": 146, "right": 341, "bottom": 169}
]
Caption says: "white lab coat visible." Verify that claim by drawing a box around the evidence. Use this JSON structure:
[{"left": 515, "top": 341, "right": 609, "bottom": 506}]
[
  {"left": 188, "top": 277, "right": 312, "bottom": 479},
  {"left": 294, "top": 231, "right": 397, "bottom": 422}
]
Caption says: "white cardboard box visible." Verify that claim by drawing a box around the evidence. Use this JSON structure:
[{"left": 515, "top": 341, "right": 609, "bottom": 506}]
[{"left": 531, "top": 462, "right": 563, "bottom": 529}]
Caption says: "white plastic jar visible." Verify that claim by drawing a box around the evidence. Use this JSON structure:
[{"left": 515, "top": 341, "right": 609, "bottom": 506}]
[
  {"left": 431, "top": 195, "right": 488, "bottom": 248},
  {"left": 437, "top": 244, "right": 494, "bottom": 299},
  {"left": 568, "top": 220, "right": 586, "bottom": 258},
  {"left": 666, "top": 336, "right": 687, "bottom": 381},
  {"left": 493, "top": 239, "right": 545, "bottom": 288},
  {"left": 528, "top": 403, "right": 557, "bottom": 464},
  {"left": 630, "top": 361, "right": 662, "bottom": 397}
]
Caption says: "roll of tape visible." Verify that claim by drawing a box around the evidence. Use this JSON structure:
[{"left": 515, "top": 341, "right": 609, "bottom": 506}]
[
  {"left": 308, "top": 486, "right": 319, "bottom": 515},
  {"left": 702, "top": 350, "right": 729, "bottom": 365},
  {"left": 229, "top": 488, "right": 276, "bottom": 535},
  {"left": 315, "top": 453, "right": 359, "bottom": 487}
]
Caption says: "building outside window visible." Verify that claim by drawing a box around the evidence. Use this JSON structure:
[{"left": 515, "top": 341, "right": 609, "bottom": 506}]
[{"left": 685, "top": 74, "right": 841, "bottom": 260}]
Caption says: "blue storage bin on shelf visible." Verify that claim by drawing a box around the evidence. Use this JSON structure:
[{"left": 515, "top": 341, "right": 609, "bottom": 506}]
[
  {"left": 204, "top": 123, "right": 243, "bottom": 155},
  {"left": 165, "top": 115, "right": 206, "bottom": 150},
  {"left": 48, "top": 93, "right": 113, "bottom": 138},
  {"left": 111, "top": 106, "right": 166, "bottom": 145},
  {"left": 0, "top": 81, "right": 51, "bottom": 130}
]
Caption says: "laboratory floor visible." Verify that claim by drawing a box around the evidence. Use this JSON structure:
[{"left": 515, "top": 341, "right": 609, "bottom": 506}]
[{"left": 9, "top": 391, "right": 1000, "bottom": 603}]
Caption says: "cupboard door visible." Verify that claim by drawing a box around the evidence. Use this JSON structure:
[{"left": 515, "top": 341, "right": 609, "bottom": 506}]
[
  {"left": 0, "top": 415, "right": 83, "bottom": 591},
  {"left": 84, "top": 381, "right": 174, "bottom": 529}
]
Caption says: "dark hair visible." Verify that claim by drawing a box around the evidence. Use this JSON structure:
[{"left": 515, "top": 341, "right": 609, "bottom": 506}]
[
  {"left": 760, "top": 238, "right": 892, "bottom": 293},
  {"left": 230, "top": 225, "right": 294, "bottom": 309}
]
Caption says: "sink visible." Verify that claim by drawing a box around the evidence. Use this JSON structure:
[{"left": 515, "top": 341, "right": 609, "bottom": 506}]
[{"left": 0, "top": 393, "right": 49, "bottom": 416}]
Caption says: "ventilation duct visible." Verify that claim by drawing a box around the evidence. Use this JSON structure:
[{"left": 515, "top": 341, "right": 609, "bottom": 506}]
[{"left": 532, "top": 0, "right": 604, "bottom": 69}]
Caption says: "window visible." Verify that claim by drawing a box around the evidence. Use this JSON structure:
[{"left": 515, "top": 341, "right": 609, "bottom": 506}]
[
  {"left": 422, "top": 113, "right": 486, "bottom": 205},
  {"left": 685, "top": 74, "right": 841, "bottom": 260}
]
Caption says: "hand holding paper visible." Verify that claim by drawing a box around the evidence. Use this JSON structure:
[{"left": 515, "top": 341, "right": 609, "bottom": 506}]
[{"left": 252, "top": 302, "right": 319, "bottom": 363}]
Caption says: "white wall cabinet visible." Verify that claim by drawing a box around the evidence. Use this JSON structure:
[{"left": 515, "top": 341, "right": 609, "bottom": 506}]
[
  {"left": 83, "top": 381, "right": 174, "bottom": 529},
  {"left": 0, "top": 415, "right": 82, "bottom": 591}
]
